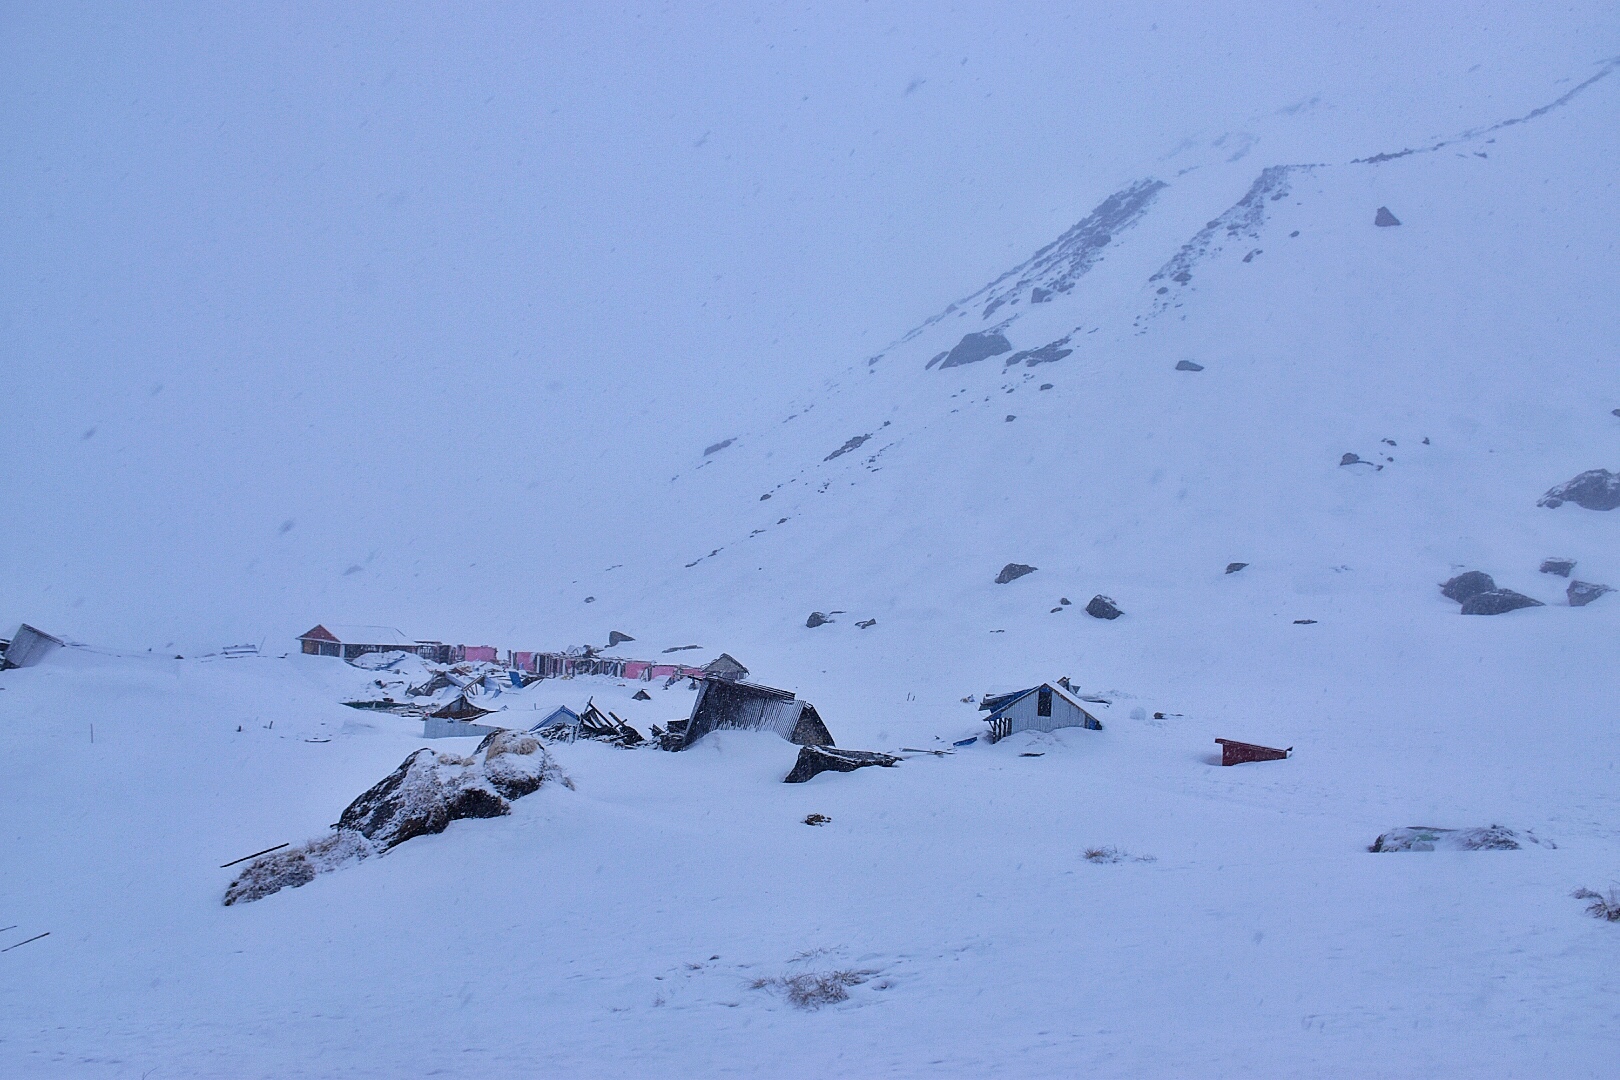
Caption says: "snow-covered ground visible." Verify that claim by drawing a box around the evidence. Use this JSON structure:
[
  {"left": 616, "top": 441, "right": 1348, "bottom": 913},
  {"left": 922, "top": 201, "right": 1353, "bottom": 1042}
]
[{"left": 3, "top": 4, "right": 1619, "bottom": 1077}]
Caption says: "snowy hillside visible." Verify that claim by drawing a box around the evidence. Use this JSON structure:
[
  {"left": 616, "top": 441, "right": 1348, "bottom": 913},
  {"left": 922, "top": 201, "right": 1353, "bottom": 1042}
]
[{"left": 3, "top": 5, "right": 1620, "bottom": 1078}]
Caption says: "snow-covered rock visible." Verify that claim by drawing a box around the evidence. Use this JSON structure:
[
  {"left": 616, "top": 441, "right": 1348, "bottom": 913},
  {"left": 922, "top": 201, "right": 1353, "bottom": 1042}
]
[
  {"left": 1459, "top": 590, "right": 1543, "bottom": 616},
  {"left": 1368, "top": 825, "right": 1552, "bottom": 852},
  {"left": 224, "top": 731, "right": 568, "bottom": 905},
  {"left": 1538, "top": 469, "right": 1620, "bottom": 510}
]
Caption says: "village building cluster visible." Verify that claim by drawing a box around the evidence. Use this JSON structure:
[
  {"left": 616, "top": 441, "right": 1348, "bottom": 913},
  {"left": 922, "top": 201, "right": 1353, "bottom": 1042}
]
[{"left": 296, "top": 623, "right": 1290, "bottom": 776}]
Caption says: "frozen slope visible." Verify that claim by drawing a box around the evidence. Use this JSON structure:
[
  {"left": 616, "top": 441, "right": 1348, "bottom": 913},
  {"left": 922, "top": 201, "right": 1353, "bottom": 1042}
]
[{"left": 3, "top": 17, "right": 1620, "bottom": 1080}]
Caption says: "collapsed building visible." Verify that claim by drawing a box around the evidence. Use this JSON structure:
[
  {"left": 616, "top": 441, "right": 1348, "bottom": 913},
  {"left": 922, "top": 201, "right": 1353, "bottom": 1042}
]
[
  {"left": 663, "top": 679, "right": 832, "bottom": 751},
  {"left": 1, "top": 624, "right": 64, "bottom": 670}
]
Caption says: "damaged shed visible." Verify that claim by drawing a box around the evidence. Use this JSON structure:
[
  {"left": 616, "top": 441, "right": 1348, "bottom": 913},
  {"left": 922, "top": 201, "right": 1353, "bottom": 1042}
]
[
  {"left": 1, "top": 624, "right": 65, "bottom": 669},
  {"left": 981, "top": 682, "right": 1102, "bottom": 743},
  {"left": 673, "top": 679, "right": 832, "bottom": 750}
]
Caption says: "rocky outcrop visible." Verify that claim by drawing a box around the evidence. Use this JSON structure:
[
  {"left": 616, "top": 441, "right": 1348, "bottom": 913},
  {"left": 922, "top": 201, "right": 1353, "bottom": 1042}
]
[
  {"left": 995, "top": 563, "right": 1037, "bottom": 584},
  {"left": 1002, "top": 337, "right": 1073, "bottom": 368},
  {"left": 1538, "top": 469, "right": 1620, "bottom": 511},
  {"left": 823, "top": 434, "right": 872, "bottom": 462},
  {"left": 784, "top": 746, "right": 900, "bottom": 784},
  {"left": 1459, "top": 590, "right": 1543, "bottom": 616},
  {"left": 937, "top": 331, "right": 1012, "bottom": 369},
  {"left": 1439, "top": 571, "right": 1495, "bottom": 604},
  {"left": 224, "top": 732, "right": 567, "bottom": 906}
]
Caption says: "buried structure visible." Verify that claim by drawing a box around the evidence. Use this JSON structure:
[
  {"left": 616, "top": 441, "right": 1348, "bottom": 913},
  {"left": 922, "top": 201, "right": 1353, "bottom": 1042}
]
[
  {"left": 665, "top": 678, "right": 834, "bottom": 750},
  {"left": 1, "top": 624, "right": 64, "bottom": 669},
  {"left": 979, "top": 682, "right": 1103, "bottom": 744}
]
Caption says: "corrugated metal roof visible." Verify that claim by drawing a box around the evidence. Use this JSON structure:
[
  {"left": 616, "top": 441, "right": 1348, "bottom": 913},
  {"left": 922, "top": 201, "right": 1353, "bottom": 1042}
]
[{"left": 321, "top": 625, "right": 415, "bottom": 646}]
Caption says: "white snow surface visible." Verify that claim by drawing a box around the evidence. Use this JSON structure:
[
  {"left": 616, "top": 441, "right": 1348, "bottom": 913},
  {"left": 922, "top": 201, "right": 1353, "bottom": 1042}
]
[{"left": 3, "top": 4, "right": 1620, "bottom": 1077}]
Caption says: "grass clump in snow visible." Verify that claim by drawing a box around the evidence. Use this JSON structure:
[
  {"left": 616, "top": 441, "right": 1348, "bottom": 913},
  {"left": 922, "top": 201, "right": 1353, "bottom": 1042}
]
[
  {"left": 750, "top": 970, "right": 871, "bottom": 1010},
  {"left": 1572, "top": 887, "right": 1620, "bottom": 922},
  {"left": 1084, "top": 846, "right": 1156, "bottom": 864}
]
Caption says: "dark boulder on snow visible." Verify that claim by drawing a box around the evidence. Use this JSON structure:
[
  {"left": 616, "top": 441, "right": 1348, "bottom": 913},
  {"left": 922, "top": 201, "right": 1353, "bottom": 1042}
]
[
  {"left": 1374, "top": 206, "right": 1401, "bottom": 227},
  {"left": 224, "top": 733, "right": 567, "bottom": 905},
  {"left": 1567, "top": 580, "right": 1613, "bottom": 607},
  {"left": 607, "top": 630, "right": 635, "bottom": 647},
  {"left": 1175, "top": 359, "right": 1204, "bottom": 371},
  {"left": 806, "top": 611, "right": 833, "bottom": 628},
  {"left": 995, "top": 563, "right": 1037, "bottom": 584},
  {"left": 1539, "top": 558, "right": 1576, "bottom": 577},
  {"left": 1340, "top": 452, "right": 1363, "bottom": 466},
  {"left": 1439, "top": 571, "right": 1496, "bottom": 604},
  {"left": 1459, "top": 589, "right": 1543, "bottom": 616},
  {"left": 337, "top": 735, "right": 558, "bottom": 849},
  {"left": 1225, "top": 562, "right": 1248, "bottom": 574},
  {"left": 1538, "top": 469, "right": 1620, "bottom": 511},
  {"left": 937, "top": 330, "right": 1012, "bottom": 369},
  {"left": 784, "top": 745, "right": 900, "bottom": 784},
  {"left": 1085, "top": 595, "right": 1123, "bottom": 620},
  {"left": 1369, "top": 825, "right": 1551, "bottom": 852}
]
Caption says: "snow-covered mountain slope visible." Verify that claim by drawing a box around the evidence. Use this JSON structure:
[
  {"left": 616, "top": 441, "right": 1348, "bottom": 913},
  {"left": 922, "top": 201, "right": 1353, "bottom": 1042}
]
[{"left": 3, "top": 6, "right": 1620, "bottom": 1078}]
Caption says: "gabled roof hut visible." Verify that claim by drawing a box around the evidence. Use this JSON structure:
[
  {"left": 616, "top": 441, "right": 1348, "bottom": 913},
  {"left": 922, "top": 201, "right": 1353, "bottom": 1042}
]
[{"left": 981, "top": 682, "right": 1102, "bottom": 744}]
